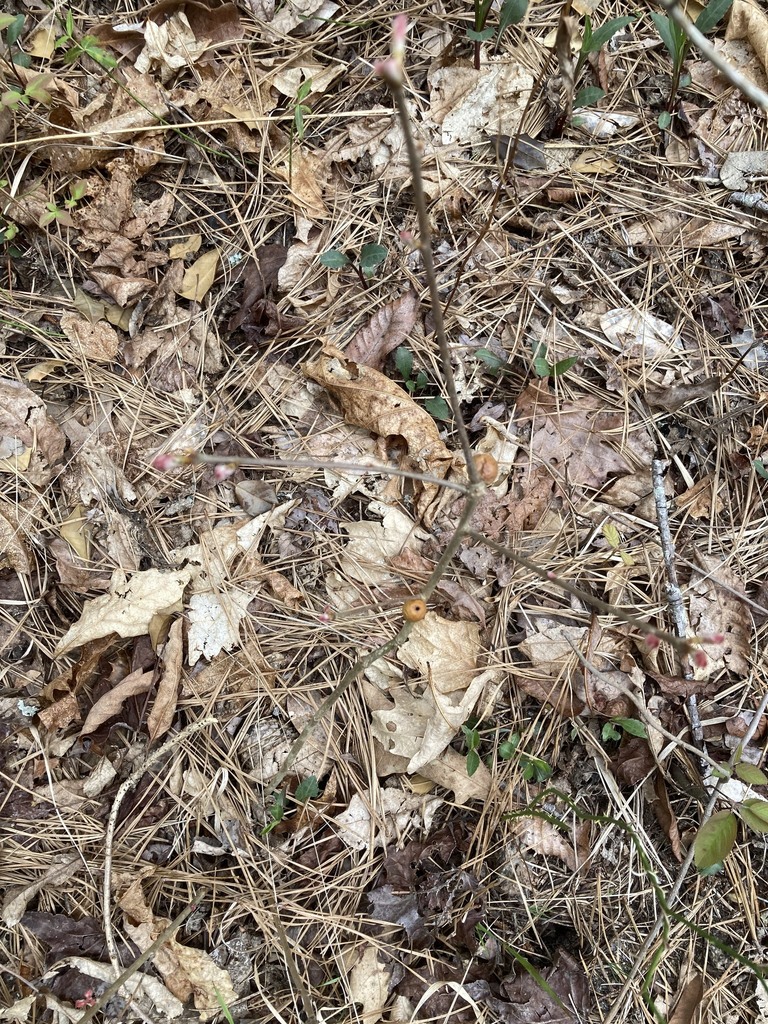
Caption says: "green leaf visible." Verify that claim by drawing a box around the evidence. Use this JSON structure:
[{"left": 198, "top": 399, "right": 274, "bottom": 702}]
[
  {"left": 574, "top": 86, "right": 605, "bottom": 109},
  {"left": 462, "top": 724, "right": 480, "bottom": 751},
  {"left": 586, "top": 15, "right": 635, "bottom": 53},
  {"left": 262, "top": 790, "right": 286, "bottom": 834},
  {"left": 657, "top": 110, "right": 672, "bottom": 130},
  {"left": 735, "top": 762, "right": 768, "bottom": 786},
  {"left": 533, "top": 355, "right": 552, "bottom": 377},
  {"left": 24, "top": 76, "right": 51, "bottom": 104},
  {"left": 1, "top": 89, "right": 24, "bottom": 109},
  {"left": 294, "top": 775, "right": 320, "bottom": 802},
  {"left": 695, "top": 0, "right": 733, "bottom": 35},
  {"left": 693, "top": 810, "right": 737, "bottom": 870},
  {"left": 0, "top": 14, "right": 19, "bottom": 32},
  {"left": 499, "top": 0, "right": 528, "bottom": 32},
  {"left": 294, "top": 104, "right": 305, "bottom": 140},
  {"left": 467, "top": 26, "right": 495, "bottom": 42},
  {"left": 475, "top": 347, "right": 506, "bottom": 372},
  {"left": 754, "top": 459, "right": 768, "bottom": 479},
  {"left": 651, "top": 11, "right": 686, "bottom": 61},
  {"left": 612, "top": 717, "right": 648, "bottom": 738},
  {"left": 65, "top": 10, "right": 74, "bottom": 37},
  {"left": 214, "top": 987, "right": 236, "bottom": 1024},
  {"left": 394, "top": 345, "right": 413, "bottom": 381},
  {"left": 425, "top": 396, "right": 452, "bottom": 421},
  {"left": 498, "top": 740, "right": 516, "bottom": 760},
  {"left": 359, "top": 242, "right": 388, "bottom": 276},
  {"left": 5, "top": 14, "right": 25, "bottom": 47},
  {"left": 296, "top": 77, "right": 313, "bottom": 102},
  {"left": 466, "top": 749, "right": 481, "bottom": 776},
  {"left": 602, "top": 722, "right": 622, "bottom": 743},
  {"left": 319, "top": 249, "right": 350, "bottom": 269},
  {"left": 550, "top": 355, "right": 579, "bottom": 377},
  {"left": 739, "top": 800, "right": 768, "bottom": 834},
  {"left": 414, "top": 370, "right": 428, "bottom": 392}
]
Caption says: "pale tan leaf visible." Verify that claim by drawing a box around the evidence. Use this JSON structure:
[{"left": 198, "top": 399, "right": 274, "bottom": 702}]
[
  {"left": 54, "top": 568, "right": 193, "bottom": 658},
  {"left": 80, "top": 668, "right": 154, "bottom": 735},
  {"left": 59, "top": 504, "right": 90, "bottom": 560},
  {"left": 688, "top": 552, "right": 752, "bottom": 675},
  {"left": 28, "top": 25, "right": 56, "bottom": 58},
  {"left": 349, "top": 945, "right": 392, "bottom": 1023},
  {"left": 346, "top": 290, "right": 420, "bottom": 370},
  {"left": 571, "top": 150, "right": 617, "bottom": 174},
  {"left": 512, "top": 815, "right": 584, "bottom": 872},
  {"left": 727, "top": 0, "right": 768, "bottom": 74},
  {"left": 169, "top": 233, "right": 202, "bottom": 259},
  {"left": 397, "top": 612, "right": 481, "bottom": 694},
  {"left": 0, "top": 508, "right": 31, "bottom": 573},
  {"left": 148, "top": 618, "right": 183, "bottom": 742},
  {"left": 177, "top": 248, "right": 219, "bottom": 301}
]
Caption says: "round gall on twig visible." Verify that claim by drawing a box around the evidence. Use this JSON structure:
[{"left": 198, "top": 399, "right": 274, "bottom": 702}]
[
  {"left": 473, "top": 453, "right": 499, "bottom": 484},
  {"left": 402, "top": 598, "right": 427, "bottom": 622}
]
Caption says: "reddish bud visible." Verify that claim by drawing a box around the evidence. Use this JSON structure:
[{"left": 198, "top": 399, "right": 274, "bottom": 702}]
[
  {"left": 214, "top": 462, "right": 236, "bottom": 481},
  {"left": 318, "top": 605, "right": 335, "bottom": 623},
  {"left": 152, "top": 452, "right": 183, "bottom": 471},
  {"left": 645, "top": 634, "right": 660, "bottom": 651},
  {"left": 693, "top": 649, "right": 709, "bottom": 669}
]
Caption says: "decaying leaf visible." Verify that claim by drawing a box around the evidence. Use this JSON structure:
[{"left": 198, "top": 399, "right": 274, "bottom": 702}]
[
  {"left": 667, "top": 973, "right": 704, "bottom": 1024},
  {"left": 511, "top": 815, "right": 590, "bottom": 873},
  {"left": 398, "top": 613, "right": 481, "bottom": 694},
  {"left": 428, "top": 58, "right": 535, "bottom": 145},
  {"left": 0, "top": 378, "right": 66, "bottom": 486},
  {"left": 688, "top": 552, "right": 752, "bottom": 676},
  {"left": 0, "top": 507, "right": 31, "bottom": 574},
  {"left": 304, "top": 346, "right": 457, "bottom": 522},
  {"left": 54, "top": 567, "right": 193, "bottom": 658},
  {"left": 60, "top": 312, "right": 120, "bottom": 363},
  {"left": 348, "top": 944, "right": 393, "bottom": 1023},
  {"left": 118, "top": 883, "right": 236, "bottom": 1012},
  {"left": 346, "top": 291, "right": 420, "bottom": 370}
]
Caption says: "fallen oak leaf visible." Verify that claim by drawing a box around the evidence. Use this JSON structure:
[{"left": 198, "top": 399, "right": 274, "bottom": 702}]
[
  {"left": 53, "top": 568, "right": 193, "bottom": 658},
  {"left": 346, "top": 290, "right": 420, "bottom": 370},
  {"left": 147, "top": 618, "right": 183, "bottom": 742}
]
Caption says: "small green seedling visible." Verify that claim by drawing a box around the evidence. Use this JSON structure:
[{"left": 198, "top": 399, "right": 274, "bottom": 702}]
[
  {"left": 0, "top": 13, "right": 31, "bottom": 67},
  {"left": 499, "top": 732, "right": 552, "bottom": 783},
  {"left": 601, "top": 717, "right": 648, "bottom": 743},
  {"left": 320, "top": 243, "right": 389, "bottom": 288},
  {"left": 468, "top": 0, "right": 528, "bottom": 69},
  {"left": 574, "top": 15, "right": 635, "bottom": 108},
  {"left": 693, "top": 755, "right": 768, "bottom": 872},
  {"left": 531, "top": 341, "right": 578, "bottom": 379},
  {"left": 753, "top": 459, "right": 768, "bottom": 480},
  {"left": 55, "top": 10, "right": 116, "bottom": 69},
  {"left": 463, "top": 723, "right": 482, "bottom": 777},
  {"left": 394, "top": 345, "right": 452, "bottom": 422},
  {"left": 293, "top": 77, "right": 312, "bottom": 142},
  {"left": 262, "top": 775, "right": 320, "bottom": 835},
  {"left": 1, "top": 72, "right": 52, "bottom": 111},
  {"left": 38, "top": 179, "right": 87, "bottom": 228},
  {"left": 651, "top": 0, "right": 733, "bottom": 125}
]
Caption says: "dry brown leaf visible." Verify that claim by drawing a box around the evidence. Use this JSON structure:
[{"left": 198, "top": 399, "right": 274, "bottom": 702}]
[
  {"left": 303, "top": 346, "right": 456, "bottom": 522},
  {"left": 147, "top": 618, "right": 183, "bottom": 742},
  {"left": 54, "top": 568, "right": 193, "bottom": 658},
  {"left": 134, "top": 12, "right": 210, "bottom": 79},
  {"left": 512, "top": 815, "right": 585, "bottom": 872},
  {"left": 397, "top": 612, "right": 481, "bottom": 694},
  {"left": 570, "top": 150, "right": 617, "bottom": 174},
  {"left": 0, "top": 379, "right": 66, "bottom": 486},
  {"left": 28, "top": 25, "right": 56, "bottom": 58},
  {"left": 177, "top": 248, "right": 219, "bottom": 302},
  {"left": 0, "top": 507, "right": 31, "bottom": 574},
  {"left": 727, "top": 0, "right": 768, "bottom": 75},
  {"left": 667, "top": 973, "right": 704, "bottom": 1024},
  {"left": 80, "top": 668, "right": 154, "bottom": 736},
  {"left": 652, "top": 774, "right": 684, "bottom": 862},
  {"left": 37, "top": 693, "right": 80, "bottom": 733},
  {"left": 676, "top": 475, "right": 723, "bottom": 518},
  {"left": 428, "top": 58, "right": 535, "bottom": 145},
  {"left": 119, "top": 885, "right": 237, "bottom": 1011},
  {"left": 346, "top": 291, "right": 420, "bottom": 370},
  {"left": 688, "top": 552, "right": 752, "bottom": 676},
  {"left": 281, "top": 148, "right": 328, "bottom": 221}
]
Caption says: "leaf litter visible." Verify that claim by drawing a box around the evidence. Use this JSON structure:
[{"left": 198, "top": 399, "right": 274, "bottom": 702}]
[{"left": 1, "top": 1, "right": 767, "bottom": 1022}]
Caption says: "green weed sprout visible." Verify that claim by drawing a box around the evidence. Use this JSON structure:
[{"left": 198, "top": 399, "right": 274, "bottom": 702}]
[
  {"left": 651, "top": 0, "right": 733, "bottom": 126},
  {"left": 55, "top": 10, "right": 116, "bottom": 69},
  {"left": 468, "top": 0, "right": 528, "bottom": 69},
  {"left": 574, "top": 14, "right": 635, "bottom": 108},
  {"left": 320, "top": 242, "right": 389, "bottom": 288}
]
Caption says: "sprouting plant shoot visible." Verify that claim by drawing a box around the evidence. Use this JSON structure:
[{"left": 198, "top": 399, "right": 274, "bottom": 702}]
[
  {"left": 531, "top": 341, "right": 578, "bottom": 379},
  {"left": 573, "top": 15, "right": 635, "bottom": 108},
  {"left": 468, "top": 0, "right": 528, "bottom": 70},
  {"left": 55, "top": 10, "right": 116, "bottom": 69},
  {"left": 320, "top": 242, "right": 389, "bottom": 288},
  {"left": 651, "top": 0, "right": 733, "bottom": 125},
  {"left": 601, "top": 718, "right": 648, "bottom": 744},
  {"left": 395, "top": 345, "right": 452, "bottom": 422}
]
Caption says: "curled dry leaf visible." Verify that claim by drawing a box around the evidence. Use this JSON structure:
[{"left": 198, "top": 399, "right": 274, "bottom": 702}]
[
  {"left": 80, "top": 667, "right": 154, "bottom": 736},
  {"left": 346, "top": 290, "right": 420, "bottom": 370},
  {"left": 511, "top": 815, "right": 590, "bottom": 873},
  {"left": 688, "top": 552, "right": 752, "bottom": 676},
  {"left": 727, "top": 0, "right": 768, "bottom": 75},
  {"left": 303, "top": 346, "right": 456, "bottom": 523},
  {"left": 176, "top": 248, "right": 219, "bottom": 302},
  {"left": 0, "top": 379, "right": 66, "bottom": 486},
  {"left": 348, "top": 944, "right": 393, "bottom": 1024},
  {"left": 147, "top": 617, "right": 183, "bottom": 742}
]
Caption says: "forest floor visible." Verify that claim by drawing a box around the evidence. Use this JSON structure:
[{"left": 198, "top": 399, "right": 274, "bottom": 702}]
[{"left": 2, "top": 0, "right": 768, "bottom": 1022}]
